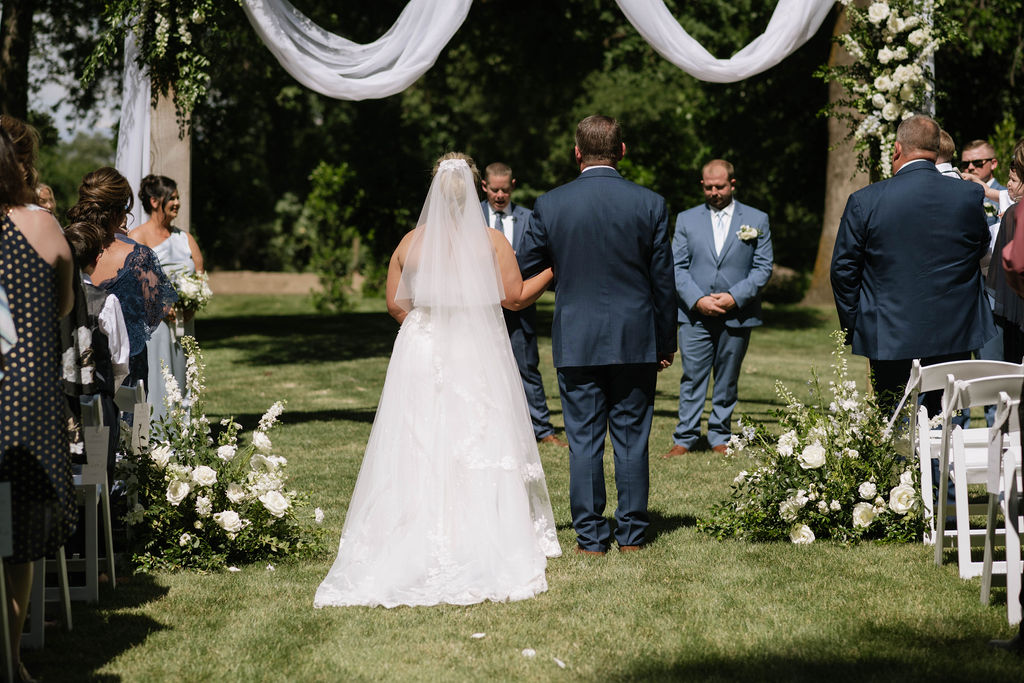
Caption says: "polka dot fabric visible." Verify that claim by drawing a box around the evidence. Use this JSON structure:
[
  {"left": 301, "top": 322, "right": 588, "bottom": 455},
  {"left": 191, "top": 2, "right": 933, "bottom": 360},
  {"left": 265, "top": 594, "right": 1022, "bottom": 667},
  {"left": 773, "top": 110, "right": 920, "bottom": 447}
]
[{"left": 0, "top": 213, "right": 77, "bottom": 563}]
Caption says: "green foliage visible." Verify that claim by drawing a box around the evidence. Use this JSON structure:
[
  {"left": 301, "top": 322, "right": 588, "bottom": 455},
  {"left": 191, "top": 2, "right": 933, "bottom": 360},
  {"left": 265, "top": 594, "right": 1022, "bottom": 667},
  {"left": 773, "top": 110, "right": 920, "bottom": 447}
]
[
  {"left": 700, "top": 331, "right": 925, "bottom": 544},
  {"left": 34, "top": 132, "right": 115, "bottom": 218},
  {"left": 989, "top": 111, "right": 1019, "bottom": 185},
  {"left": 121, "top": 336, "right": 325, "bottom": 572}
]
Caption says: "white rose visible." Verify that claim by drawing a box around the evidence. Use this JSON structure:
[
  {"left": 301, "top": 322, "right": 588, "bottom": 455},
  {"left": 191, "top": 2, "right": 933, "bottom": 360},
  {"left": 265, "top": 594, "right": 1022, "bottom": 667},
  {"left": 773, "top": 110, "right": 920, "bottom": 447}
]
[
  {"left": 226, "top": 482, "right": 247, "bottom": 504},
  {"left": 217, "top": 444, "right": 237, "bottom": 462},
  {"left": 877, "top": 47, "right": 893, "bottom": 64},
  {"left": 258, "top": 490, "right": 290, "bottom": 518},
  {"left": 192, "top": 465, "right": 218, "bottom": 487},
  {"left": 150, "top": 444, "right": 173, "bottom": 469},
  {"left": 908, "top": 28, "right": 928, "bottom": 47},
  {"left": 899, "top": 83, "right": 916, "bottom": 102},
  {"left": 853, "top": 502, "right": 876, "bottom": 528},
  {"left": 195, "top": 495, "right": 212, "bottom": 518},
  {"left": 314, "top": 507, "right": 325, "bottom": 525},
  {"left": 252, "top": 431, "right": 272, "bottom": 453},
  {"left": 882, "top": 102, "right": 901, "bottom": 121},
  {"left": 894, "top": 46, "right": 908, "bottom": 60},
  {"left": 889, "top": 484, "right": 916, "bottom": 514},
  {"left": 872, "top": 93, "right": 887, "bottom": 109},
  {"left": 179, "top": 533, "right": 192, "bottom": 547},
  {"left": 779, "top": 499, "right": 798, "bottom": 523},
  {"left": 845, "top": 448, "right": 859, "bottom": 459},
  {"left": 816, "top": 500, "right": 828, "bottom": 513},
  {"left": 830, "top": 500, "right": 842, "bottom": 511},
  {"left": 874, "top": 74, "right": 893, "bottom": 94},
  {"left": 899, "top": 470, "right": 914, "bottom": 487},
  {"left": 166, "top": 480, "right": 191, "bottom": 507},
  {"left": 213, "top": 510, "right": 244, "bottom": 534},
  {"left": 733, "top": 470, "right": 748, "bottom": 485},
  {"left": 798, "top": 442, "right": 826, "bottom": 469},
  {"left": 867, "top": 2, "right": 890, "bottom": 25},
  {"left": 790, "top": 524, "right": 815, "bottom": 545},
  {"left": 858, "top": 481, "right": 877, "bottom": 499}
]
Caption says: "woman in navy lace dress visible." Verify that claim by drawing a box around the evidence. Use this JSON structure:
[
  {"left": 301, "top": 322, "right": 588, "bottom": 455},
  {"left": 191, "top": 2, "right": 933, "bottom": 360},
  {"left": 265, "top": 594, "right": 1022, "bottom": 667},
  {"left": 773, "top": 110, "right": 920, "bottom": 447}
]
[{"left": 67, "top": 168, "right": 177, "bottom": 388}]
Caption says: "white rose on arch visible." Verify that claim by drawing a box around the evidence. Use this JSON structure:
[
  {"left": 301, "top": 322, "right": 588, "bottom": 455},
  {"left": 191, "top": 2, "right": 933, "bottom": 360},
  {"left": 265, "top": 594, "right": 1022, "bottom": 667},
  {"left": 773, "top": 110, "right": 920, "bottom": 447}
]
[
  {"left": 881, "top": 103, "right": 901, "bottom": 121},
  {"left": 192, "top": 465, "right": 218, "bottom": 487},
  {"left": 166, "top": 480, "right": 191, "bottom": 507},
  {"left": 867, "top": 2, "right": 891, "bottom": 25},
  {"left": 872, "top": 93, "right": 887, "bottom": 110}
]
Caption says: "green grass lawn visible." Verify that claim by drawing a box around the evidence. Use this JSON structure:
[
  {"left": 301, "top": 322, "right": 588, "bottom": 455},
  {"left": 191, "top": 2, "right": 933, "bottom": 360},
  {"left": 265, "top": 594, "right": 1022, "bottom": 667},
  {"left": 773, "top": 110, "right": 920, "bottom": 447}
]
[{"left": 26, "top": 294, "right": 1023, "bottom": 681}]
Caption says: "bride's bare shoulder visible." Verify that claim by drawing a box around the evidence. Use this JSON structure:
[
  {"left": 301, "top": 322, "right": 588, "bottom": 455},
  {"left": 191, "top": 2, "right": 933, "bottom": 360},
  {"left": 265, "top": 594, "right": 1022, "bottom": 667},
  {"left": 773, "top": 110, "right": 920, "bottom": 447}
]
[{"left": 392, "top": 226, "right": 423, "bottom": 264}]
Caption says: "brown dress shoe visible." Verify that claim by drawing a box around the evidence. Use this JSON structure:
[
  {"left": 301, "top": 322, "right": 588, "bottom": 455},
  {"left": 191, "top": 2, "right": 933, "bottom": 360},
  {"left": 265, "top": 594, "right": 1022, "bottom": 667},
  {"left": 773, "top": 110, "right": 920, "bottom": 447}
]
[
  {"left": 662, "top": 444, "right": 689, "bottom": 459},
  {"left": 618, "top": 545, "right": 643, "bottom": 552},
  {"left": 574, "top": 546, "right": 606, "bottom": 556},
  {"left": 711, "top": 444, "right": 728, "bottom": 454},
  {"left": 539, "top": 434, "right": 569, "bottom": 448}
]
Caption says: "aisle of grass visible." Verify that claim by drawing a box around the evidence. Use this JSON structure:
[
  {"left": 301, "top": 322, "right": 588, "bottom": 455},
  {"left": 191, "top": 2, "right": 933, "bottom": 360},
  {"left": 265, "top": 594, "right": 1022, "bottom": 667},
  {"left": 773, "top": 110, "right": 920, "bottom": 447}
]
[{"left": 28, "top": 294, "right": 1023, "bottom": 681}]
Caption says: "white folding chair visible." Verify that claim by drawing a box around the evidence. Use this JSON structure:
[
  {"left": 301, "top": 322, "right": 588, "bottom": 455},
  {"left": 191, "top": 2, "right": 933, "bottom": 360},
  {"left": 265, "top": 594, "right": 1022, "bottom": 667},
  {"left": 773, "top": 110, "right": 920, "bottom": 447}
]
[
  {"left": 63, "top": 394, "right": 117, "bottom": 603},
  {"left": 935, "top": 374, "right": 1024, "bottom": 578},
  {"left": 980, "top": 392, "right": 1023, "bottom": 624},
  {"left": 115, "top": 380, "right": 149, "bottom": 456},
  {"left": 1, "top": 481, "right": 14, "bottom": 681}
]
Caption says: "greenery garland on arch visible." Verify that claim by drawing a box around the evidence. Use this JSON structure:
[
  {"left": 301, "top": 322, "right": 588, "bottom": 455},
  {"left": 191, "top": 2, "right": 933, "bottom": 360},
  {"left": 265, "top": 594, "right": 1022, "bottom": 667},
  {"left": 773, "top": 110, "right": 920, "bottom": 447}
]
[
  {"left": 816, "top": 0, "right": 960, "bottom": 179},
  {"left": 85, "top": 0, "right": 237, "bottom": 125}
]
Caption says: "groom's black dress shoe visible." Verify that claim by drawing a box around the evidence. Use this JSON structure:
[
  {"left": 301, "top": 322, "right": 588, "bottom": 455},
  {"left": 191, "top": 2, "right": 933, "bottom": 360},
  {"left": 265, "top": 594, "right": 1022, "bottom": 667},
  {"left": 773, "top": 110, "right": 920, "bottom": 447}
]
[
  {"left": 574, "top": 546, "right": 606, "bottom": 556},
  {"left": 989, "top": 633, "right": 1024, "bottom": 655}
]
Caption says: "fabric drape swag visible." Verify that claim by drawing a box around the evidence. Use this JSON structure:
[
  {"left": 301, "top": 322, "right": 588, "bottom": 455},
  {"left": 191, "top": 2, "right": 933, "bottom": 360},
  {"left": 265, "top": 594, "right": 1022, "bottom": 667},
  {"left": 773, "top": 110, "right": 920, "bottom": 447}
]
[{"left": 116, "top": 0, "right": 836, "bottom": 204}]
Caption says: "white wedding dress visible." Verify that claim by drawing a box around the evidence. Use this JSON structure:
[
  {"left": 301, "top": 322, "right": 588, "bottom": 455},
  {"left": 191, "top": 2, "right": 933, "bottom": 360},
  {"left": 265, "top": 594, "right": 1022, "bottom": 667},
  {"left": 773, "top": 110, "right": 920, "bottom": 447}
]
[{"left": 314, "top": 159, "right": 560, "bottom": 609}]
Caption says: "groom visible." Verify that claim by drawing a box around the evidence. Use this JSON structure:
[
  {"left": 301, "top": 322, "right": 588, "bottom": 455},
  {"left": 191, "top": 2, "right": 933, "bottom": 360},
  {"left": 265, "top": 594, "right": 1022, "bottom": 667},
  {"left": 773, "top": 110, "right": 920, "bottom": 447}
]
[{"left": 517, "top": 115, "right": 676, "bottom": 555}]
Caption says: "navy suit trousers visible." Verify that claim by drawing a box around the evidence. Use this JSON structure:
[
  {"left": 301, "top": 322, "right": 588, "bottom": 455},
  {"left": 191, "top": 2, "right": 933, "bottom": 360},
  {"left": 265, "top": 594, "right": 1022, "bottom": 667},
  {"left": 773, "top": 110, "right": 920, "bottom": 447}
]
[{"left": 558, "top": 364, "right": 657, "bottom": 550}]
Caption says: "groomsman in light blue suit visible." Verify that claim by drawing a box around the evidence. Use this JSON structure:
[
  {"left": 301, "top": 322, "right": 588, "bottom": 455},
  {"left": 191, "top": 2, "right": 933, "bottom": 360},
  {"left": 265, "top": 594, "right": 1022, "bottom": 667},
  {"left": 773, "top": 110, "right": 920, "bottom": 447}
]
[
  {"left": 481, "top": 162, "right": 566, "bottom": 447},
  {"left": 666, "top": 160, "right": 773, "bottom": 457}
]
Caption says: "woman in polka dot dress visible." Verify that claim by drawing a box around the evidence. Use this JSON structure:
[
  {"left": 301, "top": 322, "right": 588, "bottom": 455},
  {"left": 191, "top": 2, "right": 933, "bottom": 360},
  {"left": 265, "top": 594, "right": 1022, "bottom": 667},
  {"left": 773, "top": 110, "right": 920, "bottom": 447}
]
[{"left": 0, "top": 120, "right": 76, "bottom": 681}]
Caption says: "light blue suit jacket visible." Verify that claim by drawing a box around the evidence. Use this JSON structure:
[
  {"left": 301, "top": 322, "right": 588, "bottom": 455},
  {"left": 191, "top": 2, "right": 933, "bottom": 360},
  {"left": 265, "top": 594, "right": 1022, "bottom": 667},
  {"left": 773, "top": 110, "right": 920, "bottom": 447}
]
[{"left": 673, "top": 200, "right": 773, "bottom": 328}]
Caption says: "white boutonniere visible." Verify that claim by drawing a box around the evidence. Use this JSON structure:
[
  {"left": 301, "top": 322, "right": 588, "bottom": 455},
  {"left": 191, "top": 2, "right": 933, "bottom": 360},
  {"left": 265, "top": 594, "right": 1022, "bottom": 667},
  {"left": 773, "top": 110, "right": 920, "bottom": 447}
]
[
  {"left": 737, "top": 225, "right": 761, "bottom": 242},
  {"left": 983, "top": 203, "right": 998, "bottom": 218}
]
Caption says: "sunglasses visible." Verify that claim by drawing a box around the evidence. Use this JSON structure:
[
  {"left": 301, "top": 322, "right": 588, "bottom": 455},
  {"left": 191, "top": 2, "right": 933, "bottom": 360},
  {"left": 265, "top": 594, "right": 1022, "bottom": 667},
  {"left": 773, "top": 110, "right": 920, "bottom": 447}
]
[{"left": 962, "top": 158, "right": 992, "bottom": 168}]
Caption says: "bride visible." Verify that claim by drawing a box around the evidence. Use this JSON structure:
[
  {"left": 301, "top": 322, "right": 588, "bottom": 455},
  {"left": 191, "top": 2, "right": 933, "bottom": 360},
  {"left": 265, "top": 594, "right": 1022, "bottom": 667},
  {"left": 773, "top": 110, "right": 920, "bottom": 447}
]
[{"left": 314, "top": 153, "right": 561, "bottom": 608}]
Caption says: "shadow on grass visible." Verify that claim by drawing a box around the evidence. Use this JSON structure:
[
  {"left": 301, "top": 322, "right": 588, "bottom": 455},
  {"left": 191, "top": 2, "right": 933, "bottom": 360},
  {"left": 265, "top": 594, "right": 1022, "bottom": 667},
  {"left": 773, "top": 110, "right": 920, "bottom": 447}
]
[
  {"left": 196, "top": 312, "right": 399, "bottom": 365},
  {"left": 603, "top": 627, "right": 1020, "bottom": 683},
  {"left": 210, "top": 408, "right": 379, "bottom": 429},
  {"left": 553, "top": 510, "right": 695, "bottom": 544},
  {"left": 24, "top": 574, "right": 170, "bottom": 681}
]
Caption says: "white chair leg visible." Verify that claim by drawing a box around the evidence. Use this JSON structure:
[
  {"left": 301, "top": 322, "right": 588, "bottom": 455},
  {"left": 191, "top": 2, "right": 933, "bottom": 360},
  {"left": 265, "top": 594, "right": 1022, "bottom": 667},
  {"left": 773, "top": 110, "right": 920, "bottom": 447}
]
[
  {"left": 982, "top": 492, "right": 1000, "bottom": 605},
  {"left": 0, "top": 560, "right": 13, "bottom": 683},
  {"left": 1005, "top": 453, "right": 1022, "bottom": 625},
  {"left": 935, "top": 432, "right": 953, "bottom": 566},
  {"left": 953, "top": 430, "right": 976, "bottom": 578},
  {"left": 101, "top": 484, "right": 116, "bottom": 590}
]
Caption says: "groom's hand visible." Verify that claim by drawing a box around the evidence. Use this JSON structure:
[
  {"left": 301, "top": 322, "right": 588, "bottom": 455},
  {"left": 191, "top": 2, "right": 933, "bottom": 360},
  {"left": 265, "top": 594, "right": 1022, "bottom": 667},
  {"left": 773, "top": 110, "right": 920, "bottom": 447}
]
[
  {"left": 695, "top": 295, "right": 725, "bottom": 316},
  {"left": 657, "top": 352, "right": 674, "bottom": 371}
]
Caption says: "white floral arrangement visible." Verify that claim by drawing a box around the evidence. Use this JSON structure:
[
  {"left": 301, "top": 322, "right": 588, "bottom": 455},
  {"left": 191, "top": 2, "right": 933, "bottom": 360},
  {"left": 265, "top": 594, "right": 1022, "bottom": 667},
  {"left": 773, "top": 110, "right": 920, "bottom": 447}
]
[
  {"left": 699, "top": 331, "right": 925, "bottom": 544},
  {"left": 819, "top": 1, "right": 955, "bottom": 179},
  {"left": 170, "top": 269, "right": 213, "bottom": 312},
  {"left": 736, "top": 225, "right": 762, "bottom": 242},
  {"left": 118, "top": 336, "right": 324, "bottom": 572}
]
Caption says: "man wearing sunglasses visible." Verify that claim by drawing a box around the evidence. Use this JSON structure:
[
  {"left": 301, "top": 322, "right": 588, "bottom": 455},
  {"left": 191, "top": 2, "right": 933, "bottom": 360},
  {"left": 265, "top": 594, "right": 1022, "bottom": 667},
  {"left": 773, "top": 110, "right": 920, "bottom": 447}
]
[{"left": 961, "top": 139, "right": 1006, "bottom": 221}]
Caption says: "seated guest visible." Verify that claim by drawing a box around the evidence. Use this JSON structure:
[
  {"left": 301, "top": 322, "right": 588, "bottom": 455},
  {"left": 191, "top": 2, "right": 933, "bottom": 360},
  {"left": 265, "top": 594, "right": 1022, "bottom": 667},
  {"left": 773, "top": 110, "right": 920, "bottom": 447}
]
[
  {"left": 64, "top": 220, "right": 132, "bottom": 481},
  {"left": 36, "top": 182, "right": 56, "bottom": 213},
  {"left": 67, "top": 168, "right": 177, "bottom": 388}
]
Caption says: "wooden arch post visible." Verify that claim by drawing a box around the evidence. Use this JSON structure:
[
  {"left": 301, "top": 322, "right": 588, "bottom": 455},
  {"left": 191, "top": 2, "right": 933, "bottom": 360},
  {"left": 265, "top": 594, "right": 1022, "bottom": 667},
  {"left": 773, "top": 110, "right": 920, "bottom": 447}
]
[{"left": 149, "top": 93, "right": 192, "bottom": 233}]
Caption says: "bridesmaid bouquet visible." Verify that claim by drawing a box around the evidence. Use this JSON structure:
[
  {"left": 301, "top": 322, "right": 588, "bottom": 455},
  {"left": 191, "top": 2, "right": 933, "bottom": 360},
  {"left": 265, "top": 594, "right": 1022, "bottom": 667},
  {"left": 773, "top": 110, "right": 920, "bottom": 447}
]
[
  {"left": 170, "top": 270, "right": 213, "bottom": 311},
  {"left": 118, "top": 336, "right": 325, "bottom": 571},
  {"left": 700, "top": 331, "right": 925, "bottom": 545}
]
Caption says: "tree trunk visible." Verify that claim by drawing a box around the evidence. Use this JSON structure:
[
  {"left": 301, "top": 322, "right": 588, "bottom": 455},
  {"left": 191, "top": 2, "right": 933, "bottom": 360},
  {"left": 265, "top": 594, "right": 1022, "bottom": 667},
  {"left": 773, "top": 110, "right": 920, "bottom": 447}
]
[
  {"left": 0, "top": 0, "right": 33, "bottom": 119},
  {"left": 802, "top": 4, "right": 870, "bottom": 306}
]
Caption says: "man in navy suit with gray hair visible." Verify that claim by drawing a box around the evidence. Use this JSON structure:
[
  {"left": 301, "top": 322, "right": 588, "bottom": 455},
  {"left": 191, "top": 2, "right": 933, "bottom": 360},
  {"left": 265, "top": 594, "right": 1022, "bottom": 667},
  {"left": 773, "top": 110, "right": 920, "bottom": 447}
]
[
  {"left": 518, "top": 115, "right": 676, "bottom": 555},
  {"left": 831, "top": 113, "right": 996, "bottom": 415}
]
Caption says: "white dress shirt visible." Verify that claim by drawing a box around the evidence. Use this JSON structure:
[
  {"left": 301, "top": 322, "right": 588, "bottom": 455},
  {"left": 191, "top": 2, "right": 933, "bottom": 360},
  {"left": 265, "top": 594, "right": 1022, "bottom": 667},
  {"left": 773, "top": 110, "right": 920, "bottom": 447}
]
[
  {"left": 710, "top": 201, "right": 734, "bottom": 257},
  {"left": 486, "top": 204, "right": 514, "bottom": 244},
  {"left": 97, "top": 293, "right": 131, "bottom": 389}
]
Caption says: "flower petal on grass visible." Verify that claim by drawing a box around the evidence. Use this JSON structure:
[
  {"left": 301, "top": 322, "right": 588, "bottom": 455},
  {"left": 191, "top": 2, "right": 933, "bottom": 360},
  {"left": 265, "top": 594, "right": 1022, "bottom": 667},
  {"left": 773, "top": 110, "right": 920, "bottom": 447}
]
[
  {"left": 470, "top": 633, "right": 486, "bottom": 639},
  {"left": 521, "top": 648, "right": 536, "bottom": 658},
  {"left": 553, "top": 657, "right": 566, "bottom": 668},
  {"left": 227, "top": 566, "right": 241, "bottom": 572}
]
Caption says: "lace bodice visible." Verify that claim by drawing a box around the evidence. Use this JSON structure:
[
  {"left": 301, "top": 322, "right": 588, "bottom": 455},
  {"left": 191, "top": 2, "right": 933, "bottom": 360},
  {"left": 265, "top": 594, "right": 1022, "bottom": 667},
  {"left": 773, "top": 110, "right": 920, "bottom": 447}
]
[{"left": 98, "top": 235, "right": 177, "bottom": 357}]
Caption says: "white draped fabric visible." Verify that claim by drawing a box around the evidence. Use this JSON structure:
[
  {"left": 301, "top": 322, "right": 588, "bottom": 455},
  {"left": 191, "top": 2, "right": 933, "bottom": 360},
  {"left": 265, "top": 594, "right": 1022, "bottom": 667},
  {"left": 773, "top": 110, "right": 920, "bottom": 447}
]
[
  {"left": 115, "top": 30, "right": 151, "bottom": 232},
  {"left": 241, "top": 0, "right": 473, "bottom": 101},
  {"left": 116, "top": 1, "right": 836, "bottom": 205},
  {"left": 614, "top": 0, "right": 835, "bottom": 83}
]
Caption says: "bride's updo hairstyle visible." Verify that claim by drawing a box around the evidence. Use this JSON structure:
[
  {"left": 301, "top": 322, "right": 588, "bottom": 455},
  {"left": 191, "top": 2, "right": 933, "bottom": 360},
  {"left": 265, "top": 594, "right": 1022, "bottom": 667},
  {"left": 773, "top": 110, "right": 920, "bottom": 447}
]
[
  {"left": 67, "top": 167, "right": 134, "bottom": 243},
  {"left": 138, "top": 174, "right": 178, "bottom": 215},
  {"left": 431, "top": 152, "right": 480, "bottom": 210}
]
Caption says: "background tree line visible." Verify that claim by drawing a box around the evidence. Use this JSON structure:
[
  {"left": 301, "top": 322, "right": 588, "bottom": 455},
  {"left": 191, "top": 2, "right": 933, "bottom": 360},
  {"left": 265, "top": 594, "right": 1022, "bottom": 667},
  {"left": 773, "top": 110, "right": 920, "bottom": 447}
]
[{"left": 2, "top": 0, "right": 1021, "bottom": 308}]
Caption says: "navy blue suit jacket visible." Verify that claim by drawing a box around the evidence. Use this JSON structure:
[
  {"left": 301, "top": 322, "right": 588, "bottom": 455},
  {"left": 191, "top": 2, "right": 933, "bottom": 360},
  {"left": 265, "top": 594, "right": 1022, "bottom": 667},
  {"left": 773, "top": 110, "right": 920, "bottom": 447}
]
[
  {"left": 831, "top": 160, "right": 996, "bottom": 360},
  {"left": 517, "top": 167, "right": 676, "bottom": 368},
  {"left": 482, "top": 200, "right": 537, "bottom": 337}
]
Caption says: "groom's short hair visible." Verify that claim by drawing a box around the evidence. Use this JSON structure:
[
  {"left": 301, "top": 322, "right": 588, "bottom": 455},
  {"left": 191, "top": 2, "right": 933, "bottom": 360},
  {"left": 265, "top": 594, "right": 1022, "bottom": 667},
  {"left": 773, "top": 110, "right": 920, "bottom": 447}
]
[{"left": 576, "top": 115, "right": 623, "bottom": 166}]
